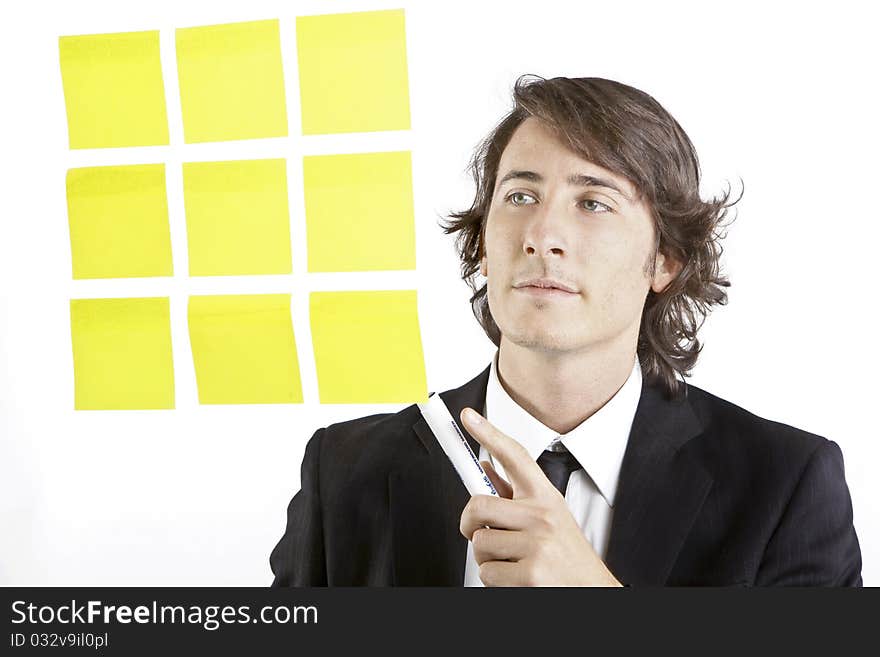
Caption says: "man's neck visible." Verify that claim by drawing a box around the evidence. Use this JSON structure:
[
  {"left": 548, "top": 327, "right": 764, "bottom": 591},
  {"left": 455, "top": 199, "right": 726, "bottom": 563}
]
[{"left": 496, "top": 336, "right": 638, "bottom": 435}]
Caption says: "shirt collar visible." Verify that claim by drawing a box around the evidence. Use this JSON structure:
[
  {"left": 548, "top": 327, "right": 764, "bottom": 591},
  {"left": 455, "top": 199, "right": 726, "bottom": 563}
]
[{"left": 483, "top": 350, "right": 642, "bottom": 508}]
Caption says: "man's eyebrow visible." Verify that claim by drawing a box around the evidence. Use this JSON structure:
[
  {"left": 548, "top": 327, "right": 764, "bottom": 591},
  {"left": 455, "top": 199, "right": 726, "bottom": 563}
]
[{"left": 496, "top": 169, "right": 631, "bottom": 200}]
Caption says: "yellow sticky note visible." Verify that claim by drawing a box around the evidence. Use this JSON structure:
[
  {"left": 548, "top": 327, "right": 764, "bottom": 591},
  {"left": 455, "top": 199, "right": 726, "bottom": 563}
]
[
  {"left": 66, "top": 164, "right": 173, "bottom": 279},
  {"left": 182, "top": 159, "right": 292, "bottom": 276},
  {"left": 310, "top": 290, "right": 426, "bottom": 403},
  {"left": 188, "top": 294, "right": 303, "bottom": 404},
  {"left": 70, "top": 298, "right": 175, "bottom": 410},
  {"left": 59, "top": 31, "right": 169, "bottom": 149},
  {"left": 176, "top": 19, "right": 287, "bottom": 143},
  {"left": 296, "top": 9, "right": 411, "bottom": 135},
  {"left": 304, "top": 151, "right": 415, "bottom": 272}
]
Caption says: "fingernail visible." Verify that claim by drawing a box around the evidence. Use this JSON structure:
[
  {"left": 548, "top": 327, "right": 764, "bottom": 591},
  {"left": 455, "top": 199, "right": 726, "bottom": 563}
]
[{"left": 464, "top": 408, "right": 483, "bottom": 424}]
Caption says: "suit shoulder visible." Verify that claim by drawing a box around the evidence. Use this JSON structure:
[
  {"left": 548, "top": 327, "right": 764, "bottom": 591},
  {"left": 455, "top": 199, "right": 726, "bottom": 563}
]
[
  {"left": 682, "top": 382, "right": 829, "bottom": 462},
  {"left": 305, "top": 403, "right": 425, "bottom": 491},
  {"left": 318, "top": 402, "right": 422, "bottom": 453}
]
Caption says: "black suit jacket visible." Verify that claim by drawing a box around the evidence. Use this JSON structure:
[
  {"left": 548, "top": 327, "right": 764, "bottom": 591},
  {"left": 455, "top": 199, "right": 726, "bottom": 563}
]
[{"left": 269, "top": 365, "right": 862, "bottom": 586}]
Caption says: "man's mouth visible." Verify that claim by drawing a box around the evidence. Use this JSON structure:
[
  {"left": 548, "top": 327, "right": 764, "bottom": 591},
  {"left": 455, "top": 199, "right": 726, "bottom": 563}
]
[
  {"left": 513, "top": 277, "right": 580, "bottom": 296},
  {"left": 515, "top": 285, "right": 578, "bottom": 298}
]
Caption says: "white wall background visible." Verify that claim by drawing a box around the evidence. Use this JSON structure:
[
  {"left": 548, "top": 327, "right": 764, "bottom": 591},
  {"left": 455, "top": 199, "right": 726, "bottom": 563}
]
[{"left": 1, "top": 0, "right": 877, "bottom": 585}]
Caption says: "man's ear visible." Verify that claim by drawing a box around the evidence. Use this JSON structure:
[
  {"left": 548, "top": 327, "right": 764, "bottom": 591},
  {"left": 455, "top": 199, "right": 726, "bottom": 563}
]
[
  {"left": 479, "top": 223, "right": 488, "bottom": 277},
  {"left": 650, "top": 250, "right": 684, "bottom": 294}
]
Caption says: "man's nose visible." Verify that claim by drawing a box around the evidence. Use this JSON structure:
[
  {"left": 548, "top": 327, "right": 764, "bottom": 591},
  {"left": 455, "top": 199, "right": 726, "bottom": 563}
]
[{"left": 522, "top": 201, "right": 568, "bottom": 257}]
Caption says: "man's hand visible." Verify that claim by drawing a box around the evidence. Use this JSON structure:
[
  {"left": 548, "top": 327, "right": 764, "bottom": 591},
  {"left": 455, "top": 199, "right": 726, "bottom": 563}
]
[{"left": 459, "top": 407, "right": 623, "bottom": 587}]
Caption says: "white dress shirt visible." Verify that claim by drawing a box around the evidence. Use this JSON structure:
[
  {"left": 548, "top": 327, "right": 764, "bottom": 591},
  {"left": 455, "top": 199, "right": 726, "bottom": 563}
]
[{"left": 463, "top": 350, "right": 643, "bottom": 586}]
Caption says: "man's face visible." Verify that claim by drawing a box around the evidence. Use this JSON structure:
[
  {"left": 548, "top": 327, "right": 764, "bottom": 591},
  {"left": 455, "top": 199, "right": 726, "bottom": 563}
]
[{"left": 481, "top": 117, "right": 680, "bottom": 355}]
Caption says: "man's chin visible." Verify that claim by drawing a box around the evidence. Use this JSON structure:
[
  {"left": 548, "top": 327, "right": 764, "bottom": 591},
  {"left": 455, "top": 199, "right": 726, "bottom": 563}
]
[{"left": 502, "top": 329, "right": 582, "bottom": 354}]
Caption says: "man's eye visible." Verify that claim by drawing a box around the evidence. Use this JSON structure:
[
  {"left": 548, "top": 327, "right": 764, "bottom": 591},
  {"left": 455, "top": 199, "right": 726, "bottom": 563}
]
[
  {"left": 582, "top": 199, "right": 612, "bottom": 213},
  {"left": 506, "top": 192, "right": 536, "bottom": 206}
]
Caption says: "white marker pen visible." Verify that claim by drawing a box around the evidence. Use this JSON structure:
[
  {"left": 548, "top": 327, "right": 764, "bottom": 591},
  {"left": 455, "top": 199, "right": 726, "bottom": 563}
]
[{"left": 417, "top": 393, "right": 498, "bottom": 497}]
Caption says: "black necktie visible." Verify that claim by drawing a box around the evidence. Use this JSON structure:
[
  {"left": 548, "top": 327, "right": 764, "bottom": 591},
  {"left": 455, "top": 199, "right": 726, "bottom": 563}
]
[{"left": 536, "top": 448, "right": 581, "bottom": 496}]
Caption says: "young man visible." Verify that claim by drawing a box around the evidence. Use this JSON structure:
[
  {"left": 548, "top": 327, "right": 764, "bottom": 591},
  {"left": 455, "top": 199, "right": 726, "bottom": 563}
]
[{"left": 269, "top": 76, "right": 862, "bottom": 586}]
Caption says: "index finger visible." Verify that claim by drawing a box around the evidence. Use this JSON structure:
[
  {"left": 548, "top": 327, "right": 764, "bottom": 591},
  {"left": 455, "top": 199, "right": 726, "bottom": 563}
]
[{"left": 460, "top": 407, "right": 547, "bottom": 496}]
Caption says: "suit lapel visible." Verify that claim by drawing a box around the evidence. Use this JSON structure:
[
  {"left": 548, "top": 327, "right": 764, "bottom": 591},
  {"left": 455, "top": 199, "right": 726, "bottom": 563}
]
[
  {"left": 390, "top": 366, "right": 490, "bottom": 585},
  {"left": 604, "top": 378, "right": 713, "bottom": 586}
]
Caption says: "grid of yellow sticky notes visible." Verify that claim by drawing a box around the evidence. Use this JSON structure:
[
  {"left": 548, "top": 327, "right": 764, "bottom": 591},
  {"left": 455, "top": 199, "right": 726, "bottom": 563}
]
[
  {"left": 182, "top": 159, "right": 292, "bottom": 276},
  {"left": 303, "top": 151, "right": 415, "bottom": 272},
  {"left": 188, "top": 294, "right": 303, "bottom": 404},
  {"left": 59, "top": 30, "right": 169, "bottom": 149},
  {"left": 296, "top": 9, "right": 411, "bottom": 135},
  {"left": 310, "top": 290, "right": 426, "bottom": 403},
  {"left": 176, "top": 19, "right": 287, "bottom": 143},
  {"left": 66, "top": 164, "right": 173, "bottom": 280},
  {"left": 70, "top": 298, "right": 175, "bottom": 410}
]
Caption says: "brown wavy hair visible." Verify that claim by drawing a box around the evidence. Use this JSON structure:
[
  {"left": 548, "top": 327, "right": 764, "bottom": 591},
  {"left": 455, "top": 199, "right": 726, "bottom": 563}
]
[{"left": 440, "top": 75, "right": 742, "bottom": 400}]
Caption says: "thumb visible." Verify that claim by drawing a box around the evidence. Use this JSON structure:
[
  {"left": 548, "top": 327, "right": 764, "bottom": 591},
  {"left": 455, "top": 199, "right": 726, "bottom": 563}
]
[{"left": 481, "top": 460, "right": 513, "bottom": 499}]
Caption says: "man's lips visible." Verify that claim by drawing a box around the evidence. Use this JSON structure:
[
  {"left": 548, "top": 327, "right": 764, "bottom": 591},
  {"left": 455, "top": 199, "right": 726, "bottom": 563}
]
[
  {"left": 513, "top": 277, "right": 580, "bottom": 296},
  {"left": 515, "top": 285, "right": 578, "bottom": 298}
]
